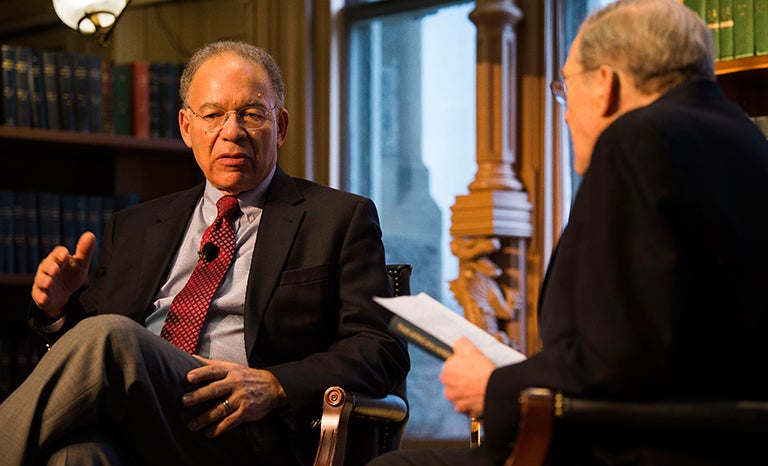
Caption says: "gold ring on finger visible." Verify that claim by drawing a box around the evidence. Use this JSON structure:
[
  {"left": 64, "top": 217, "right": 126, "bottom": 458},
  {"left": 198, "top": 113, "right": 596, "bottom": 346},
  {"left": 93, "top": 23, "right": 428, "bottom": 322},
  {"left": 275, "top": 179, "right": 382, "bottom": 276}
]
[{"left": 221, "top": 399, "right": 233, "bottom": 416}]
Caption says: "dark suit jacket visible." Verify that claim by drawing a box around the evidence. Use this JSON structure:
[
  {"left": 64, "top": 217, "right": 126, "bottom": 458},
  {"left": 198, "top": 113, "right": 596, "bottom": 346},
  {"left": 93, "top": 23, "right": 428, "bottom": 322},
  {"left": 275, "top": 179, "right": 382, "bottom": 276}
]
[
  {"left": 482, "top": 79, "right": 768, "bottom": 464},
  {"left": 34, "top": 165, "right": 409, "bottom": 461}
]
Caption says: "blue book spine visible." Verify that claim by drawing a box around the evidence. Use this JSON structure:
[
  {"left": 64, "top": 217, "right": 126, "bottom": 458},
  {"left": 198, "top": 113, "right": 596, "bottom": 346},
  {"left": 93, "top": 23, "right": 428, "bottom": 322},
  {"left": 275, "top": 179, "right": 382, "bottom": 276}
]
[
  {"left": 15, "top": 46, "right": 31, "bottom": 128},
  {"left": 0, "top": 191, "right": 14, "bottom": 273},
  {"left": 161, "top": 62, "right": 180, "bottom": 138},
  {"left": 116, "top": 192, "right": 141, "bottom": 211},
  {"left": 75, "top": 195, "right": 88, "bottom": 242},
  {"left": 73, "top": 53, "right": 91, "bottom": 133},
  {"left": 38, "top": 192, "right": 61, "bottom": 260},
  {"left": 24, "top": 191, "right": 40, "bottom": 273},
  {"left": 12, "top": 192, "right": 27, "bottom": 273},
  {"left": 56, "top": 51, "right": 76, "bottom": 131},
  {"left": 41, "top": 50, "right": 60, "bottom": 130},
  {"left": 87, "top": 195, "right": 103, "bottom": 265},
  {"left": 89, "top": 54, "right": 104, "bottom": 133},
  {"left": 30, "top": 49, "right": 45, "bottom": 129},
  {"left": 1, "top": 44, "right": 17, "bottom": 127},
  {"left": 61, "top": 194, "right": 78, "bottom": 252}
]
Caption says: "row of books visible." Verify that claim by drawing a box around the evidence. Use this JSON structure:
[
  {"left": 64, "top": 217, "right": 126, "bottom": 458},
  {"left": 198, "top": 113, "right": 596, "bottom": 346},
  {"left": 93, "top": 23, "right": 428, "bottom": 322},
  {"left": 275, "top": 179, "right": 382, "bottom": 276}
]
[
  {"left": 0, "top": 44, "right": 183, "bottom": 139},
  {"left": 682, "top": 1, "right": 768, "bottom": 60},
  {"left": 0, "top": 190, "right": 140, "bottom": 275}
]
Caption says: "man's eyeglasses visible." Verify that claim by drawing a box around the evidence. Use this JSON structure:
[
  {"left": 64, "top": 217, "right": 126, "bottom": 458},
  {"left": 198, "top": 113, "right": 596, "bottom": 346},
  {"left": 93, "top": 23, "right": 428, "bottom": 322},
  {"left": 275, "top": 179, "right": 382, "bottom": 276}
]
[
  {"left": 187, "top": 104, "right": 277, "bottom": 134},
  {"left": 549, "top": 68, "right": 598, "bottom": 106},
  {"left": 550, "top": 80, "right": 568, "bottom": 105}
]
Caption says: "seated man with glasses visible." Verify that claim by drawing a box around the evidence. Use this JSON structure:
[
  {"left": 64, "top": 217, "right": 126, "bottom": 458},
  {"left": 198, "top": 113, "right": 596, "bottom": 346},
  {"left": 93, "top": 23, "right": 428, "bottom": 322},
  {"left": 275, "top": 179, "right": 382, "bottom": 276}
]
[
  {"left": 370, "top": 0, "right": 768, "bottom": 465},
  {"left": 0, "top": 40, "right": 409, "bottom": 466}
]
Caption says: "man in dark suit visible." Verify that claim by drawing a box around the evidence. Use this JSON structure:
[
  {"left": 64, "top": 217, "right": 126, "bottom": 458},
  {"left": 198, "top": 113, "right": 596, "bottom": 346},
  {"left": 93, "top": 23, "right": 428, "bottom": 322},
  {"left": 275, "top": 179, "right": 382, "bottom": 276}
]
[
  {"left": 0, "top": 41, "right": 409, "bottom": 466},
  {"left": 370, "top": 0, "right": 768, "bottom": 465}
]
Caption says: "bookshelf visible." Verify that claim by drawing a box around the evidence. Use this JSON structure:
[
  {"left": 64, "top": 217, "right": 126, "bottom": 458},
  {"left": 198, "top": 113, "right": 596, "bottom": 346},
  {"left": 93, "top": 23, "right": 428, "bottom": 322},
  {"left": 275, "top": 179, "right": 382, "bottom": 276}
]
[
  {"left": 0, "top": 125, "right": 202, "bottom": 275},
  {"left": 0, "top": 124, "right": 202, "bottom": 400},
  {"left": 716, "top": 55, "right": 768, "bottom": 116},
  {"left": 0, "top": 126, "right": 200, "bottom": 197}
]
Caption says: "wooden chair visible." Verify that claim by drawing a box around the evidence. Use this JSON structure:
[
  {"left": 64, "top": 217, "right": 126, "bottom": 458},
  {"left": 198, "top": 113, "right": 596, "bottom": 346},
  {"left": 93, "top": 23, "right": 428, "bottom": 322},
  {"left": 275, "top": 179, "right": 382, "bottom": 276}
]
[
  {"left": 505, "top": 387, "right": 768, "bottom": 466},
  {"left": 312, "top": 264, "right": 412, "bottom": 466}
]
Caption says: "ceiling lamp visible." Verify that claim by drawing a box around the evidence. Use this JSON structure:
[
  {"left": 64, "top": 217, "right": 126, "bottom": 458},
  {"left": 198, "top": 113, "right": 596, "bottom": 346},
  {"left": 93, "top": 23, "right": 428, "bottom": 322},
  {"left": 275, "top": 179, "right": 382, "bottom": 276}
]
[{"left": 52, "top": 0, "right": 132, "bottom": 46}]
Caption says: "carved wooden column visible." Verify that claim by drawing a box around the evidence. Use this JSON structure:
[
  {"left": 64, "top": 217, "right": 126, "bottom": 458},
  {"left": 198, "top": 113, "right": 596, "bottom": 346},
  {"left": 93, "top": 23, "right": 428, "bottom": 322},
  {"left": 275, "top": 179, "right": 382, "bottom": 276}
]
[{"left": 450, "top": 0, "right": 533, "bottom": 353}]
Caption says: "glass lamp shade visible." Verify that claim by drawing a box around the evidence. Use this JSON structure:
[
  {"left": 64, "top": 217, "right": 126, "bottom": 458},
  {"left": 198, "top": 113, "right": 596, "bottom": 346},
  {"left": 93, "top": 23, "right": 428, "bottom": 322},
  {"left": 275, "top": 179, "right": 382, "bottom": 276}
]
[{"left": 52, "top": 0, "right": 129, "bottom": 35}]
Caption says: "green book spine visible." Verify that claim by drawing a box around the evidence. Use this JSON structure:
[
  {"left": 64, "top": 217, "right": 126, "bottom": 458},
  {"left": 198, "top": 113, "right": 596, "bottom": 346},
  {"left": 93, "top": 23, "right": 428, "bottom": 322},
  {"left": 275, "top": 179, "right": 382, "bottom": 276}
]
[
  {"left": 112, "top": 63, "right": 133, "bottom": 135},
  {"left": 733, "top": 0, "right": 754, "bottom": 59},
  {"left": 756, "top": 0, "right": 768, "bottom": 54},
  {"left": 720, "top": 0, "right": 735, "bottom": 59},
  {"left": 706, "top": 0, "right": 721, "bottom": 59}
]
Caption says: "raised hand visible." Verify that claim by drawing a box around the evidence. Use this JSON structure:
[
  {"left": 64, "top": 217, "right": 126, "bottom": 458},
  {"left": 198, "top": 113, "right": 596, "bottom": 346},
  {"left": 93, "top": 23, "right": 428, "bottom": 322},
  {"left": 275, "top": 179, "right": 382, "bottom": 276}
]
[{"left": 31, "top": 231, "right": 97, "bottom": 320}]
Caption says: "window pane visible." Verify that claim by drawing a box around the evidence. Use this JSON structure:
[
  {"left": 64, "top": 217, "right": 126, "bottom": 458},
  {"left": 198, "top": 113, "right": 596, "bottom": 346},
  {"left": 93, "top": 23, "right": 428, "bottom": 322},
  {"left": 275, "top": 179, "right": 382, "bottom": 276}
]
[
  {"left": 561, "top": 0, "right": 618, "bottom": 198},
  {"left": 345, "top": 1, "right": 476, "bottom": 441}
]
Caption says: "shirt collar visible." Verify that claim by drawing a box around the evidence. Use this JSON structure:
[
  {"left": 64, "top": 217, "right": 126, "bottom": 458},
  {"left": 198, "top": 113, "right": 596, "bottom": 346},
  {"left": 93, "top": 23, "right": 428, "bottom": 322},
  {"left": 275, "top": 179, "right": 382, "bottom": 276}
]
[{"left": 201, "top": 165, "right": 275, "bottom": 220}]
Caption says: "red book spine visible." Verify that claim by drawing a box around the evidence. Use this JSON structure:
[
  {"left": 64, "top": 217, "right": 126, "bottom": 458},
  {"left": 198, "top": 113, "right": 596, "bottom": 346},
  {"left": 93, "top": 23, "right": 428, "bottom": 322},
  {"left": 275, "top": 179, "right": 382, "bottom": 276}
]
[{"left": 131, "top": 60, "right": 150, "bottom": 138}]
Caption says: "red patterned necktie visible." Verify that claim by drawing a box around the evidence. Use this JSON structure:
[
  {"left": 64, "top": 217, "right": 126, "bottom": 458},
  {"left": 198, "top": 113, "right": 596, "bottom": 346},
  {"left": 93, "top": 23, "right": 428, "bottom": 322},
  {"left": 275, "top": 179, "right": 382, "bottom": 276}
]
[{"left": 161, "top": 195, "right": 241, "bottom": 354}]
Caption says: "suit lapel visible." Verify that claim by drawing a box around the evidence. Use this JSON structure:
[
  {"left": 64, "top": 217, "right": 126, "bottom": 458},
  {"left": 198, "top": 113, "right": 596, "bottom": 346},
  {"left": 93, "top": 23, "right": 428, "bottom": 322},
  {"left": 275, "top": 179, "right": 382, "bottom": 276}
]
[
  {"left": 244, "top": 167, "right": 305, "bottom": 363},
  {"left": 134, "top": 185, "right": 204, "bottom": 313}
]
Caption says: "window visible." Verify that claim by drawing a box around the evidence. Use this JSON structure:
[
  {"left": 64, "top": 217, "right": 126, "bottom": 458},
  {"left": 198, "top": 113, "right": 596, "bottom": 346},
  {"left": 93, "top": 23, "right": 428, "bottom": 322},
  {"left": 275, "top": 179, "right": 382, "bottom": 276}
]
[
  {"left": 341, "top": 0, "right": 617, "bottom": 443},
  {"left": 344, "top": 0, "right": 477, "bottom": 441}
]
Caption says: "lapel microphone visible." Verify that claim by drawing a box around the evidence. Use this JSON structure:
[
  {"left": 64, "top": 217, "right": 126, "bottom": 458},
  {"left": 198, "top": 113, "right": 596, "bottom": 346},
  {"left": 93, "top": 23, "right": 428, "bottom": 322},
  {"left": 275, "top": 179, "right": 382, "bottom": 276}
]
[{"left": 198, "top": 242, "right": 220, "bottom": 262}]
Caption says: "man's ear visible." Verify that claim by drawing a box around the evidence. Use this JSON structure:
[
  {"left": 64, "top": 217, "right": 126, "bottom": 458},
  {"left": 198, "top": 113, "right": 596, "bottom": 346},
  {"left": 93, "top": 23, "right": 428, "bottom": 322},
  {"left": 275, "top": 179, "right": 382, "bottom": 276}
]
[
  {"left": 179, "top": 108, "right": 193, "bottom": 148},
  {"left": 276, "top": 108, "right": 290, "bottom": 148},
  {"left": 595, "top": 65, "right": 620, "bottom": 117}
]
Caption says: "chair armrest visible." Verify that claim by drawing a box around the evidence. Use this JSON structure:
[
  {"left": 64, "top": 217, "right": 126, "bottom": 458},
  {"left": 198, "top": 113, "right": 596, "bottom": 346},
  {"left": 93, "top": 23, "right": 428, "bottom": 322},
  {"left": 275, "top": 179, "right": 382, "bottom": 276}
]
[
  {"left": 505, "top": 387, "right": 768, "bottom": 466},
  {"left": 503, "top": 387, "right": 556, "bottom": 466},
  {"left": 313, "top": 386, "right": 408, "bottom": 466},
  {"left": 555, "top": 394, "right": 768, "bottom": 435}
]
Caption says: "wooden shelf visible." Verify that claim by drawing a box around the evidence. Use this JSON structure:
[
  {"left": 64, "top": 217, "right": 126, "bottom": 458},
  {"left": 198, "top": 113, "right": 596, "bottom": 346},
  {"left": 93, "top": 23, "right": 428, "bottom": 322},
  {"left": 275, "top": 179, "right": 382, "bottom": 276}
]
[
  {"left": 716, "top": 55, "right": 768, "bottom": 75},
  {"left": 0, "top": 125, "right": 203, "bottom": 198},
  {"left": 0, "top": 126, "right": 189, "bottom": 154},
  {"left": 0, "top": 274, "right": 33, "bottom": 286},
  {"left": 714, "top": 56, "right": 768, "bottom": 117}
]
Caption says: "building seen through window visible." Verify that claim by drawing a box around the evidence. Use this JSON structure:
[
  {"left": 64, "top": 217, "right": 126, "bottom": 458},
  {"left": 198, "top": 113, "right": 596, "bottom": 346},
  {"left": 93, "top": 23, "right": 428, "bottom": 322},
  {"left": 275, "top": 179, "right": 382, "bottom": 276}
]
[
  {"left": 345, "top": 0, "right": 477, "bottom": 441},
  {"left": 343, "top": 0, "right": 617, "bottom": 442}
]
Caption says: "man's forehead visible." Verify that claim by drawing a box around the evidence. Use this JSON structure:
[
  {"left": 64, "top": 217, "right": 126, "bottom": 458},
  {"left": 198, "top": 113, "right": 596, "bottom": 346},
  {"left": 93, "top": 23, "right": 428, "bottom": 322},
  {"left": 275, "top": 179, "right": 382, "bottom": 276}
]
[{"left": 189, "top": 58, "right": 272, "bottom": 99}]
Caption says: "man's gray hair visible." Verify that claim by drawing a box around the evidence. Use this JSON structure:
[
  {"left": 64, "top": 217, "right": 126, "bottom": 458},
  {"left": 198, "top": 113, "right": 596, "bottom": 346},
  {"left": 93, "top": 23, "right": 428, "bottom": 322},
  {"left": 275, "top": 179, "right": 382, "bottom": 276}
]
[
  {"left": 578, "top": 0, "right": 715, "bottom": 94},
  {"left": 179, "top": 40, "right": 286, "bottom": 109}
]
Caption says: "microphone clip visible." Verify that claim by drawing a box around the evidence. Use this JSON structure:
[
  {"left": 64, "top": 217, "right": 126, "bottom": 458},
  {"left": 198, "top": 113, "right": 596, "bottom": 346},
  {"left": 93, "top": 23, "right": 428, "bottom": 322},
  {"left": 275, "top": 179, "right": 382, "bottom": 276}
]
[{"left": 198, "top": 242, "right": 220, "bottom": 262}]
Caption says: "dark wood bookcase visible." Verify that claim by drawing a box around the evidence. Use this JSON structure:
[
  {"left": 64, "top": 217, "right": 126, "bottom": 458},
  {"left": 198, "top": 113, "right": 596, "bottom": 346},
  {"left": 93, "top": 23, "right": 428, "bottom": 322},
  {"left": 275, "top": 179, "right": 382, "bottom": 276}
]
[
  {"left": 0, "top": 126, "right": 202, "bottom": 399},
  {"left": 716, "top": 55, "right": 768, "bottom": 117}
]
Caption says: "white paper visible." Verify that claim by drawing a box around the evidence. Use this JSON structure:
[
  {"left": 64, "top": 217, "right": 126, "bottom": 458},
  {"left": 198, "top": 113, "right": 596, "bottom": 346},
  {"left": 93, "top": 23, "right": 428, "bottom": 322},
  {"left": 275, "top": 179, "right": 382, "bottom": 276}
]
[{"left": 375, "top": 292, "right": 526, "bottom": 367}]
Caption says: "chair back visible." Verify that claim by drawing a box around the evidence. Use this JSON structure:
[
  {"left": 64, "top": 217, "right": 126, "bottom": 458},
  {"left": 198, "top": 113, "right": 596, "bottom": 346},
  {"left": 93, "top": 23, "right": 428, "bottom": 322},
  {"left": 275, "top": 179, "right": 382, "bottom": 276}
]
[
  {"left": 345, "top": 264, "right": 412, "bottom": 465},
  {"left": 387, "top": 263, "right": 412, "bottom": 297}
]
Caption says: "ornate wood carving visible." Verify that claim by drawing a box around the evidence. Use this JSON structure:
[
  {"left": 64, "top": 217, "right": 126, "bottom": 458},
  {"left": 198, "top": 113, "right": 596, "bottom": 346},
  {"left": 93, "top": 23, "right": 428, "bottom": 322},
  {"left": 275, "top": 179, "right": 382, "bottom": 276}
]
[{"left": 450, "top": 0, "right": 532, "bottom": 353}]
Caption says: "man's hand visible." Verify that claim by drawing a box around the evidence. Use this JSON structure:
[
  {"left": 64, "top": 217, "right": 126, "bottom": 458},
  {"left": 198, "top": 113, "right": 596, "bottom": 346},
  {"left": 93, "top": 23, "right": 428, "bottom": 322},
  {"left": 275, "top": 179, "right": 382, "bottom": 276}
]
[
  {"left": 440, "top": 336, "right": 495, "bottom": 420},
  {"left": 31, "top": 232, "right": 96, "bottom": 320},
  {"left": 182, "top": 356, "right": 288, "bottom": 438}
]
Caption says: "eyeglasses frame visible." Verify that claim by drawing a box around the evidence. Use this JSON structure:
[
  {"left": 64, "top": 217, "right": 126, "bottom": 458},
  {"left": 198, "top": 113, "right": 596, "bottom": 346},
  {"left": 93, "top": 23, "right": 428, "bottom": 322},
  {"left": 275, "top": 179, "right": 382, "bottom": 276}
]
[{"left": 186, "top": 104, "right": 278, "bottom": 135}]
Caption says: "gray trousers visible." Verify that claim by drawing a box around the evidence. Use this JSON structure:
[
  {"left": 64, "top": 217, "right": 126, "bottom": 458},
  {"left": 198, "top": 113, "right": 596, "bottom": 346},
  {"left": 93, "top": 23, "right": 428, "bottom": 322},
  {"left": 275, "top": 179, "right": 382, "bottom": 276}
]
[{"left": 0, "top": 314, "right": 293, "bottom": 466}]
